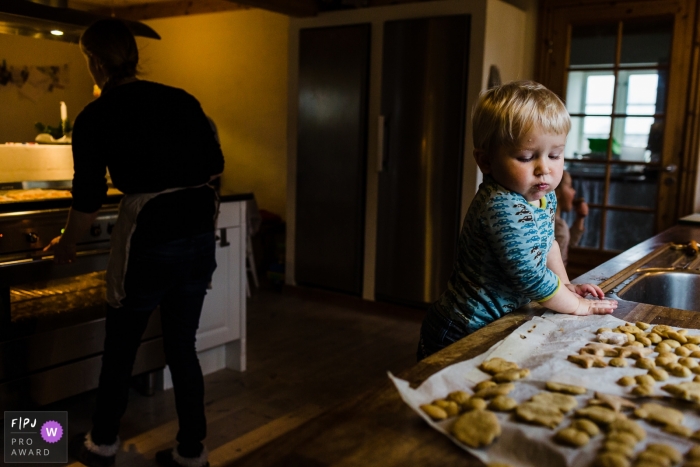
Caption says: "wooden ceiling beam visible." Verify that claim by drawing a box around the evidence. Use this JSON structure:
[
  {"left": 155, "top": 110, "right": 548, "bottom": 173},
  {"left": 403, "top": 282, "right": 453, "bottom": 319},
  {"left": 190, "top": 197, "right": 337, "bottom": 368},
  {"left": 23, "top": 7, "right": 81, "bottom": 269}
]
[
  {"left": 72, "top": 0, "right": 317, "bottom": 19},
  {"left": 77, "top": 0, "right": 251, "bottom": 21},
  {"left": 219, "top": 0, "right": 317, "bottom": 17}
]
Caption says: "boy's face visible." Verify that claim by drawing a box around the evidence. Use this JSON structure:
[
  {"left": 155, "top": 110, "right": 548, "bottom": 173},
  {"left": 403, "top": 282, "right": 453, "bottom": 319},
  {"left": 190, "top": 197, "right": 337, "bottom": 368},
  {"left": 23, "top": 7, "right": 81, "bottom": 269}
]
[{"left": 475, "top": 128, "right": 567, "bottom": 202}]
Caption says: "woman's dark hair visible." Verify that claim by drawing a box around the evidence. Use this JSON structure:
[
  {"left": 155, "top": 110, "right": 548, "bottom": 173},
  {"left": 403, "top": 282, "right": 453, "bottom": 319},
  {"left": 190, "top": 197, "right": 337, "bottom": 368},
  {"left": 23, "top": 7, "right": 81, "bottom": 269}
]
[{"left": 80, "top": 19, "right": 139, "bottom": 87}]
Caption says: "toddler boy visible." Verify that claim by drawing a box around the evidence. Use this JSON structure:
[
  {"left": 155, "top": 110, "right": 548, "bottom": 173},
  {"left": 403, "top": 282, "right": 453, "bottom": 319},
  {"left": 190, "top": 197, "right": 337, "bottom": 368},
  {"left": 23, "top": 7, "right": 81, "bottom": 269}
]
[{"left": 417, "top": 81, "right": 617, "bottom": 360}]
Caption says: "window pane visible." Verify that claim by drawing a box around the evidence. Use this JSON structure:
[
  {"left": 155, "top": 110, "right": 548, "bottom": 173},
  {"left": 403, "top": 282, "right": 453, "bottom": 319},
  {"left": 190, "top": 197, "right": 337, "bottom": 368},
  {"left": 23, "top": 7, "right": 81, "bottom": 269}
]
[
  {"left": 608, "top": 165, "right": 658, "bottom": 209},
  {"left": 614, "top": 70, "right": 667, "bottom": 114},
  {"left": 566, "top": 71, "right": 614, "bottom": 114},
  {"left": 562, "top": 207, "right": 602, "bottom": 248},
  {"left": 570, "top": 24, "right": 617, "bottom": 68},
  {"left": 565, "top": 163, "right": 606, "bottom": 205},
  {"left": 604, "top": 210, "right": 655, "bottom": 250},
  {"left": 565, "top": 116, "right": 612, "bottom": 159},
  {"left": 620, "top": 19, "right": 673, "bottom": 66},
  {"left": 611, "top": 117, "right": 662, "bottom": 162}
]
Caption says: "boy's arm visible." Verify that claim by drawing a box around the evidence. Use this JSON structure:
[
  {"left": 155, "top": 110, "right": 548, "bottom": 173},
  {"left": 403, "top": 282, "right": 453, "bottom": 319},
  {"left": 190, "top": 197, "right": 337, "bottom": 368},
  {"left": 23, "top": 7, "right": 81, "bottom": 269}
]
[{"left": 543, "top": 245, "right": 617, "bottom": 315}]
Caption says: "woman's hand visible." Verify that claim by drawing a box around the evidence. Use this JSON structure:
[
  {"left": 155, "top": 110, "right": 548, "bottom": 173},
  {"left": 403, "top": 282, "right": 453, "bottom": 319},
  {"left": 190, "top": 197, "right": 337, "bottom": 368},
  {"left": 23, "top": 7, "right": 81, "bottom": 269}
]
[
  {"left": 43, "top": 236, "right": 76, "bottom": 264},
  {"left": 572, "top": 296, "right": 618, "bottom": 316},
  {"left": 566, "top": 283, "right": 605, "bottom": 299},
  {"left": 573, "top": 198, "right": 589, "bottom": 220}
]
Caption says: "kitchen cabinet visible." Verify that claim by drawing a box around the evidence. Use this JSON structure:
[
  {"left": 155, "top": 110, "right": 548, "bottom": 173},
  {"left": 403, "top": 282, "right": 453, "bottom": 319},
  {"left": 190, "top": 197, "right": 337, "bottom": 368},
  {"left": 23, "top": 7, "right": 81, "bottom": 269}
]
[
  {"left": 163, "top": 196, "right": 249, "bottom": 388},
  {"left": 287, "top": 0, "right": 533, "bottom": 303}
]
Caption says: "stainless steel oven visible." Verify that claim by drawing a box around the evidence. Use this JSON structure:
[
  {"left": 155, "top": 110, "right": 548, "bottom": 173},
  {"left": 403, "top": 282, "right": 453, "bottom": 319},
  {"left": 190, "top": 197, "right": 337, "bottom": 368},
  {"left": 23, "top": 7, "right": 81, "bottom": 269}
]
[{"left": 0, "top": 182, "right": 165, "bottom": 411}]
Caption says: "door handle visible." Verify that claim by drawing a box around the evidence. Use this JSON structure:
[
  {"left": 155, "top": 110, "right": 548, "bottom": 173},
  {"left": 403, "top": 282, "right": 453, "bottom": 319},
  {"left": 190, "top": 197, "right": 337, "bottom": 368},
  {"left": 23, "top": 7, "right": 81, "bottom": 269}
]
[
  {"left": 219, "top": 228, "right": 230, "bottom": 247},
  {"left": 377, "top": 115, "right": 388, "bottom": 172}
]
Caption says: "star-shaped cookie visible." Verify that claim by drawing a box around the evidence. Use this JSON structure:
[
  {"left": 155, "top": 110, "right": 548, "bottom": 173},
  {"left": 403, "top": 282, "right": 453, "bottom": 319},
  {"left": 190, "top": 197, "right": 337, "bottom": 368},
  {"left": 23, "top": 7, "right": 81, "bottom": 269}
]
[
  {"left": 589, "top": 392, "right": 637, "bottom": 412},
  {"left": 616, "top": 346, "right": 653, "bottom": 359},
  {"left": 568, "top": 354, "right": 607, "bottom": 369},
  {"left": 580, "top": 342, "right": 619, "bottom": 357}
]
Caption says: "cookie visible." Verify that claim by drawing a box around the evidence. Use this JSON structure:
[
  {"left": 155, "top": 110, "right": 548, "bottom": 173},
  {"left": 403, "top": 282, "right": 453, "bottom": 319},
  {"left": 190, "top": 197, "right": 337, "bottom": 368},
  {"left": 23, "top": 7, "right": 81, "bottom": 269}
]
[
  {"left": 597, "top": 327, "right": 613, "bottom": 334},
  {"left": 516, "top": 401, "right": 564, "bottom": 428},
  {"left": 676, "top": 346, "right": 692, "bottom": 357},
  {"left": 474, "top": 383, "right": 515, "bottom": 400},
  {"left": 631, "top": 384, "right": 655, "bottom": 397},
  {"left": 647, "top": 333, "right": 662, "bottom": 344},
  {"left": 610, "top": 357, "right": 628, "bottom": 368},
  {"left": 606, "top": 431, "right": 637, "bottom": 446},
  {"left": 568, "top": 354, "right": 607, "bottom": 368},
  {"left": 492, "top": 368, "right": 530, "bottom": 383},
  {"left": 545, "top": 381, "right": 587, "bottom": 395},
  {"left": 687, "top": 444, "right": 700, "bottom": 460},
  {"left": 474, "top": 380, "right": 496, "bottom": 392},
  {"left": 479, "top": 357, "right": 519, "bottom": 375},
  {"left": 590, "top": 392, "right": 636, "bottom": 412},
  {"left": 636, "top": 336, "right": 652, "bottom": 347},
  {"left": 420, "top": 404, "right": 448, "bottom": 420},
  {"left": 686, "top": 335, "right": 700, "bottom": 345},
  {"left": 683, "top": 343, "right": 700, "bottom": 351},
  {"left": 656, "top": 352, "right": 678, "bottom": 367},
  {"left": 661, "top": 339, "right": 681, "bottom": 349},
  {"left": 617, "top": 347, "right": 653, "bottom": 359},
  {"left": 636, "top": 322, "right": 651, "bottom": 330},
  {"left": 601, "top": 440, "right": 634, "bottom": 458},
  {"left": 662, "top": 423, "right": 692, "bottom": 437},
  {"left": 619, "top": 325, "right": 643, "bottom": 335},
  {"left": 646, "top": 443, "right": 682, "bottom": 463},
  {"left": 488, "top": 395, "right": 517, "bottom": 412},
  {"left": 679, "top": 357, "right": 699, "bottom": 368},
  {"left": 667, "top": 330, "right": 688, "bottom": 344},
  {"left": 648, "top": 367, "right": 669, "bottom": 382},
  {"left": 668, "top": 364, "right": 692, "bottom": 378},
  {"left": 575, "top": 406, "right": 621, "bottom": 425},
  {"left": 634, "top": 402, "right": 684, "bottom": 426},
  {"left": 581, "top": 343, "right": 619, "bottom": 357},
  {"left": 617, "top": 376, "right": 636, "bottom": 386},
  {"left": 447, "top": 391, "right": 471, "bottom": 405},
  {"left": 554, "top": 426, "right": 590, "bottom": 447},
  {"left": 451, "top": 409, "right": 501, "bottom": 448},
  {"left": 656, "top": 342, "right": 673, "bottom": 354},
  {"left": 635, "top": 374, "right": 656, "bottom": 386},
  {"left": 660, "top": 381, "right": 700, "bottom": 403},
  {"left": 592, "top": 452, "right": 630, "bottom": 467},
  {"left": 463, "top": 397, "right": 487, "bottom": 411},
  {"left": 635, "top": 451, "right": 672, "bottom": 467},
  {"left": 651, "top": 325, "right": 674, "bottom": 338},
  {"left": 433, "top": 399, "right": 460, "bottom": 416},
  {"left": 531, "top": 391, "right": 578, "bottom": 412},
  {"left": 608, "top": 418, "right": 646, "bottom": 441},
  {"left": 571, "top": 418, "right": 600, "bottom": 436},
  {"left": 636, "top": 358, "right": 656, "bottom": 370}
]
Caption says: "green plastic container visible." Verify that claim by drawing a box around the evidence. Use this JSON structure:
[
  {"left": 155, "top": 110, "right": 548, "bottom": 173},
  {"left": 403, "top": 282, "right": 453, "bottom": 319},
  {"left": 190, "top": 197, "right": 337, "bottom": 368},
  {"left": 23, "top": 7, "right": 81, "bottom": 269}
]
[{"left": 588, "top": 138, "right": 621, "bottom": 155}]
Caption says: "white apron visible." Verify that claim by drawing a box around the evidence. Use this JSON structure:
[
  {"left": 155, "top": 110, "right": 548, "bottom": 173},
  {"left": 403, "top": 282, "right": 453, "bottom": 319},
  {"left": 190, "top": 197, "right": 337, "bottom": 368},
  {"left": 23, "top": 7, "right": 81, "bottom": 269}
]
[{"left": 106, "top": 184, "right": 218, "bottom": 308}]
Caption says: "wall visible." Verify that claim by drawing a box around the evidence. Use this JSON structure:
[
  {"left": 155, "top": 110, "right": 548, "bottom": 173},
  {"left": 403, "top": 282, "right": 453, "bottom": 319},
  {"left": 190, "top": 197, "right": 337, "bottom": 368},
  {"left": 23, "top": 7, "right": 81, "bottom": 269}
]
[
  {"left": 141, "top": 10, "right": 289, "bottom": 219},
  {"left": 0, "top": 34, "right": 94, "bottom": 144}
]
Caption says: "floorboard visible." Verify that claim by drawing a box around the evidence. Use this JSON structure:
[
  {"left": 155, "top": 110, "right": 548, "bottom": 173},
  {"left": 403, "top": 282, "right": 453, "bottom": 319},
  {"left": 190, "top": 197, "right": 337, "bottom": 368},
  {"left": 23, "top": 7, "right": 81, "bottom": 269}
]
[{"left": 3, "top": 286, "right": 424, "bottom": 466}]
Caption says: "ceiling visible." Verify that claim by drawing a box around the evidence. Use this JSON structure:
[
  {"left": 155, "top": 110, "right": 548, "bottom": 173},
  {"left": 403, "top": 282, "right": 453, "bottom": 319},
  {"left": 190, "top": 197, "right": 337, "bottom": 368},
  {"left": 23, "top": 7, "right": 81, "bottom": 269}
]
[{"left": 66, "top": 0, "right": 415, "bottom": 20}]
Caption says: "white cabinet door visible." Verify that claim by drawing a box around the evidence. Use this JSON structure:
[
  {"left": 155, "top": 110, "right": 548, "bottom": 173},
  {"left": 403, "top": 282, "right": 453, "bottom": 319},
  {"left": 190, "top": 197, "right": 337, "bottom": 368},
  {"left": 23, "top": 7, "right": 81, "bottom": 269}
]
[{"left": 196, "top": 226, "right": 242, "bottom": 352}]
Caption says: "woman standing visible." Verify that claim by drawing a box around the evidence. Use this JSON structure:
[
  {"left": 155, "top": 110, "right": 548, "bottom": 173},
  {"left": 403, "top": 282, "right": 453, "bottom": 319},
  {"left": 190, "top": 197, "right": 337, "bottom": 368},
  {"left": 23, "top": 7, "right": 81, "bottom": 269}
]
[{"left": 46, "top": 18, "right": 224, "bottom": 467}]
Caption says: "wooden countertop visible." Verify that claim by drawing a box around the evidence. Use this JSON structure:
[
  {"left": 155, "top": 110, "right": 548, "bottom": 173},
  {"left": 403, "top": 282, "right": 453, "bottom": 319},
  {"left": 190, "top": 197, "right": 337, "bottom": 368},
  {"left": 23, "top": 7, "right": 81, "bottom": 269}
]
[{"left": 226, "top": 224, "right": 700, "bottom": 467}]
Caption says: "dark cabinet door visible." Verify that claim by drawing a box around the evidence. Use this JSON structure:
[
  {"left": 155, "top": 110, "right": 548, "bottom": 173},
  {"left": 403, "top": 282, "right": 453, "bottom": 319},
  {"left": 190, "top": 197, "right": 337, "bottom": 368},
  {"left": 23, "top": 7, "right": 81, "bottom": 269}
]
[
  {"left": 295, "top": 25, "right": 370, "bottom": 295},
  {"left": 375, "top": 15, "right": 470, "bottom": 307}
]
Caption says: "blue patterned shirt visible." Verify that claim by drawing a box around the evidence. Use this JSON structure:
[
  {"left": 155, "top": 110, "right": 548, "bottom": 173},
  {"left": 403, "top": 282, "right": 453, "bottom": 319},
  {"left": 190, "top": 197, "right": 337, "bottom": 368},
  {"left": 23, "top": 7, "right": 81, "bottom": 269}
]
[{"left": 434, "top": 175, "right": 561, "bottom": 334}]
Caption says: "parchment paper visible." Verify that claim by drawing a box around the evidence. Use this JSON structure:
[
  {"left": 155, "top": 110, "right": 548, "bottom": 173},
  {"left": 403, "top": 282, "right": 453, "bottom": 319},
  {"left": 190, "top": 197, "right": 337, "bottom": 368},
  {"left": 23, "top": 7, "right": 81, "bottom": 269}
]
[{"left": 390, "top": 313, "right": 700, "bottom": 466}]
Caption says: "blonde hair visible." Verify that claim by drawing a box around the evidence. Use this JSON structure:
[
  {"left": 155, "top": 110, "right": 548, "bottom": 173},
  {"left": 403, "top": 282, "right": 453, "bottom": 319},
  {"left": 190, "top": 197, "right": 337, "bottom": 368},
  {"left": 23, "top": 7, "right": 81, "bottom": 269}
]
[{"left": 472, "top": 80, "right": 570, "bottom": 155}]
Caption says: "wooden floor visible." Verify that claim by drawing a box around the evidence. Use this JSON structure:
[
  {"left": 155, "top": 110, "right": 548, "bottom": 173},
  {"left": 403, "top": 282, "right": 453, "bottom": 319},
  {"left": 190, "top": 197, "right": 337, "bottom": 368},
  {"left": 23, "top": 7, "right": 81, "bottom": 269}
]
[{"left": 13, "top": 286, "right": 424, "bottom": 467}]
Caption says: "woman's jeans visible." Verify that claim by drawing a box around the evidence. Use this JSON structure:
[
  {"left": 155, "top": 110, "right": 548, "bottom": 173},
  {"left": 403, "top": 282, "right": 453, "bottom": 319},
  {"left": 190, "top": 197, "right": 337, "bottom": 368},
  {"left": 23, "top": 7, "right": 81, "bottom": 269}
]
[{"left": 91, "top": 232, "right": 217, "bottom": 458}]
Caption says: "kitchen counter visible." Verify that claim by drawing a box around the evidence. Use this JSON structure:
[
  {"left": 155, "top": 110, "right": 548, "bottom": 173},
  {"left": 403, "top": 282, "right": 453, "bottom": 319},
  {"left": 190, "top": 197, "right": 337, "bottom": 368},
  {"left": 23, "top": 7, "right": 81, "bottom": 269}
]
[{"left": 227, "top": 224, "right": 700, "bottom": 467}]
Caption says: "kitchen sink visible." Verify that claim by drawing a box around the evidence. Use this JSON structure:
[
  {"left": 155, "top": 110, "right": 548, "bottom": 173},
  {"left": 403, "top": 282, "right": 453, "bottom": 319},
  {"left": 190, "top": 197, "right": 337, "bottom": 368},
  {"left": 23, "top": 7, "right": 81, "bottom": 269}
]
[
  {"left": 615, "top": 269, "right": 700, "bottom": 312},
  {"left": 602, "top": 242, "right": 700, "bottom": 312}
]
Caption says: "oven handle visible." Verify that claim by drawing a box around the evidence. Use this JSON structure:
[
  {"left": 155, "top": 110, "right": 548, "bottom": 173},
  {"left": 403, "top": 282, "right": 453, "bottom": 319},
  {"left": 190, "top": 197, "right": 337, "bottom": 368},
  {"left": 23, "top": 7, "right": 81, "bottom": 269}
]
[{"left": 0, "top": 248, "right": 111, "bottom": 268}]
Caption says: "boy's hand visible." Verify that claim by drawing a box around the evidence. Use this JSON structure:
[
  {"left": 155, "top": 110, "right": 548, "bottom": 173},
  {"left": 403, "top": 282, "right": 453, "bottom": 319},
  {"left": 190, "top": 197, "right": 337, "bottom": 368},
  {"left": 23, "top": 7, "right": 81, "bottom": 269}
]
[
  {"left": 573, "top": 296, "right": 618, "bottom": 316},
  {"left": 566, "top": 283, "right": 605, "bottom": 299}
]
